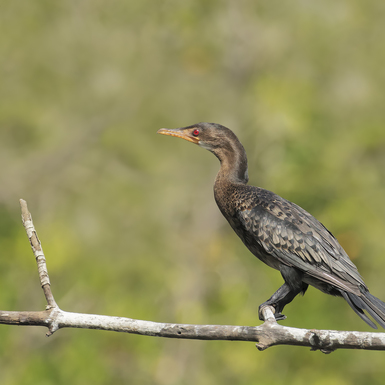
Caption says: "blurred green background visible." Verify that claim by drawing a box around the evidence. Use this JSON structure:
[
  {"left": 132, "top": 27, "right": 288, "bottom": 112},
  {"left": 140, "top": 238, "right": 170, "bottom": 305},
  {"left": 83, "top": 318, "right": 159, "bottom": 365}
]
[{"left": 1, "top": 0, "right": 385, "bottom": 384}]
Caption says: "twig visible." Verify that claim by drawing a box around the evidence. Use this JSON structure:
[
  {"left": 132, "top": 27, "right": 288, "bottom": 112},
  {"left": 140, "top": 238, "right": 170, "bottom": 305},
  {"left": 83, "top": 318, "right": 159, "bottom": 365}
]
[
  {"left": 20, "top": 199, "right": 57, "bottom": 311},
  {"left": 0, "top": 200, "right": 383, "bottom": 353}
]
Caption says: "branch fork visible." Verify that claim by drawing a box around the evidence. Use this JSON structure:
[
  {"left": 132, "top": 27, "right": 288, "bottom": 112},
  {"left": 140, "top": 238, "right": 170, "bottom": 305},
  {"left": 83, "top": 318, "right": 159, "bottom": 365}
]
[{"left": 0, "top": 199, "right": 384, "bottom": 353}]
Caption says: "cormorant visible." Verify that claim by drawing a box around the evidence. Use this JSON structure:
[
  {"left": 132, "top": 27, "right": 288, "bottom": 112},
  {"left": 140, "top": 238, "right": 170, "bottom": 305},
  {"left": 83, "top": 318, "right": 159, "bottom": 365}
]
[{"left": 157, "top": 122, "right": 385, "bottom": 329}]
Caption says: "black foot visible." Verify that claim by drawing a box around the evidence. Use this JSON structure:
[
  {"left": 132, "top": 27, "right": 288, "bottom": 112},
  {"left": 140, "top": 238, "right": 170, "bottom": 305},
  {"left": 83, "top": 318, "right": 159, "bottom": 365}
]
[
  {"left": 258, "top": 305, "right": 287, "bottom": 321},
  {"left": 273, "top": 312, "right": 287, "bottom": 321}
]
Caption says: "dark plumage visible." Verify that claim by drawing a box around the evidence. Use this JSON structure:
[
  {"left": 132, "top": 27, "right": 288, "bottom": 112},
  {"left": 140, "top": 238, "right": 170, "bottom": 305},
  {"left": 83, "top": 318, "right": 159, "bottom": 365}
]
[{"left": 158, "top": 122, "right": 385, "bottom": 329}]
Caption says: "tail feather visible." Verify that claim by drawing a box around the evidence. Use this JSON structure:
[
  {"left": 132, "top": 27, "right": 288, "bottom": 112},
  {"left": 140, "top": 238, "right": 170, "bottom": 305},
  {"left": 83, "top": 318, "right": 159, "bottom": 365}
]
[
  {"left": 341, "top": 290, "right": 385, "bottom": 329},
  {"left": 340, "top": 291, "right": 377, "bottom": 329},
  {"left": 360, "top": 292, "right": 385, "bottom": 328}
]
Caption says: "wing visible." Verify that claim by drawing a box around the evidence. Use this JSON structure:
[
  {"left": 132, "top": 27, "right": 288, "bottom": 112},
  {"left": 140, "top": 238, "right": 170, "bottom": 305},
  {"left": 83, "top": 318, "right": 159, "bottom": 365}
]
[{"left": 236, "top": 188, "right": 366, "bottom": 294}]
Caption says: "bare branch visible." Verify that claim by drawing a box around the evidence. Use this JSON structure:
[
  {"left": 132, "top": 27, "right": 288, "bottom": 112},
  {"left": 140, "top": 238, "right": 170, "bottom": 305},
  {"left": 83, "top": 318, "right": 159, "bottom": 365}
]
[
  {"left": 1, "top": 307, "right": 385, "bottom": 352},
  {"left": 20, "top": 199, "right": 57, "bottom": 310},
  {"left": 0, "top": 200, "right": 383, "bottom": 353}
]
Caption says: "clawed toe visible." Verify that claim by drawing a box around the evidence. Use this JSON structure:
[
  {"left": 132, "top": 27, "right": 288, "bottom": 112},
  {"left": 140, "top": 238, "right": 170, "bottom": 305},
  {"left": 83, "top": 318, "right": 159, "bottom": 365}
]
[{"left": 273, "top": 312, "right": 287, "bottom": 321}]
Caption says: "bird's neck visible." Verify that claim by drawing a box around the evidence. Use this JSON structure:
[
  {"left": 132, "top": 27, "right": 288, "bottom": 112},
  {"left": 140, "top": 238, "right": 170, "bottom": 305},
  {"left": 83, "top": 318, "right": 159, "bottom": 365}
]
[
  {"left": 211, "top": 140, "right": 248, "bottom": 220},
  {"left": 212, "top": 141, "right": 249, "bottom": 186}
]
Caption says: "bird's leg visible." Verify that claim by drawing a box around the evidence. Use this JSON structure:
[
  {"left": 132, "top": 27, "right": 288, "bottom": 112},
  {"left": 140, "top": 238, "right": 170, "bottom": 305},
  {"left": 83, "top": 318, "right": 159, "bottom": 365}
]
[
  {"left": 258, "top": 278, "right": 308, "bottom": 321},
  {"left": 258, "top": 283, "right": 297, "bottom": 321},
  {"left": 259, "top": 265, "right": 309, "bottom": 321}
]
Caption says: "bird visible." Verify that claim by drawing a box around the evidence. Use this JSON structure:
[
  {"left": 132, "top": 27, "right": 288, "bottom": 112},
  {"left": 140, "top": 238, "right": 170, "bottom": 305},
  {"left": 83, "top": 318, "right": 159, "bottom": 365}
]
[{"left": 157, "top": 122, "right": 385, "bottom": 329}]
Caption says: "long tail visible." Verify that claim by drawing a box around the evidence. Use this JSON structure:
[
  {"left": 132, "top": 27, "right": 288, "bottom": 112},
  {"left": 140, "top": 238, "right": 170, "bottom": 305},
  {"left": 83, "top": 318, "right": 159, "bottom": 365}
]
[{"left": 340, "top": 290, "right": 385, "bottom": 329}]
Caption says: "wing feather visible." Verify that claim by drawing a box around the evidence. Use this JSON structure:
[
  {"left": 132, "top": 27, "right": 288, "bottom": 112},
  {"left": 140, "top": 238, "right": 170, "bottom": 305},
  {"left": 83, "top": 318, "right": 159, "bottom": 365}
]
[{"left": 234, "top": 188, "right": 366, "bottom": 294}]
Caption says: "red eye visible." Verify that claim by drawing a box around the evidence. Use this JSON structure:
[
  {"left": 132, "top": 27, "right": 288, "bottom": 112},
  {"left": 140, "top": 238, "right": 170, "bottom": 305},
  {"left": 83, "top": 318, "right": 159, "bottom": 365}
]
[{"left": 192, "top": 129, "right": 200, "bottom": 136}]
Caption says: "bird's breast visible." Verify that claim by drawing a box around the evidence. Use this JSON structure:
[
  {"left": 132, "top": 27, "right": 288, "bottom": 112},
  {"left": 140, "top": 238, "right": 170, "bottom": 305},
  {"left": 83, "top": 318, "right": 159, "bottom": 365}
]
[{"left": 216, "top": 200, "right": 283, "bottom": 271}]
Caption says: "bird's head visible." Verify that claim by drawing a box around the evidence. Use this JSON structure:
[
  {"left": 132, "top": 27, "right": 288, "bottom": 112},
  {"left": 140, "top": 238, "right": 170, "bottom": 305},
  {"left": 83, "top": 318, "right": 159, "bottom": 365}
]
[
  {"left": 157, "top": 122, "right": 239, "bottom": 153},
  {"left": 157, "top": 122, "right": 249, "bottom": 183}
]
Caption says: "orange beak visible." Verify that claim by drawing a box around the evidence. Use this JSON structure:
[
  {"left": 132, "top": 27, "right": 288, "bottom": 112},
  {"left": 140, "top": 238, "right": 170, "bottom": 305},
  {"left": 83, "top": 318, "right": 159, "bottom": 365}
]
[{"left": 157, "top": 128, "right": 200, "bottom": 144}]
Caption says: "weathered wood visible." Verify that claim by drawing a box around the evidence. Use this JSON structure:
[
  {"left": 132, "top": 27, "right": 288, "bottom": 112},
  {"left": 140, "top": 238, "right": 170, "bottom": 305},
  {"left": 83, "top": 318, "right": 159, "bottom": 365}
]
[{"left": 0, "top": 200, "right": 384, "bottom": 353}]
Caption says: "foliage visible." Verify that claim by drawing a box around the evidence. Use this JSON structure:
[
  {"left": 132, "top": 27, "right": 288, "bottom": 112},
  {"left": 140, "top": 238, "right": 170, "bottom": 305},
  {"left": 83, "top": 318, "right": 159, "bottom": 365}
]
[{"left": 1, "top": 0, "right": 385, "bottom": 384}]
